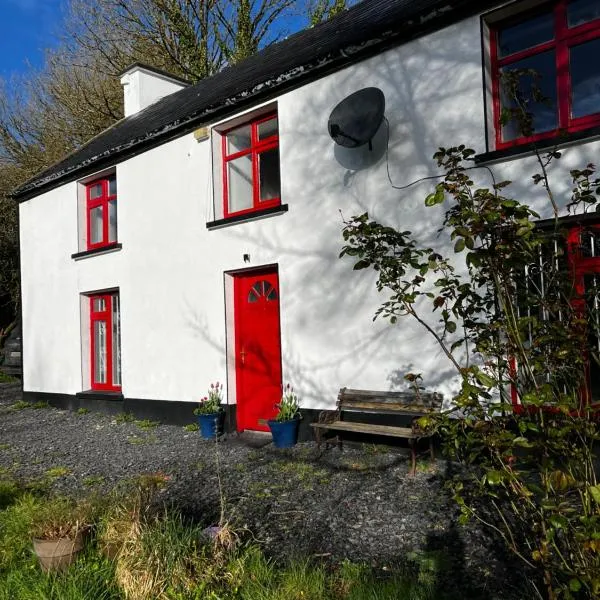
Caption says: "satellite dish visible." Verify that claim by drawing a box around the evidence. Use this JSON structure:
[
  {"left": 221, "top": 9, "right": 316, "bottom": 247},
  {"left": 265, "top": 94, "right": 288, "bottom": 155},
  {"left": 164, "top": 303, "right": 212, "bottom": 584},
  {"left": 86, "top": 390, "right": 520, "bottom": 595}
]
[{"left": 328, "top": 87, "right": 385, "bottom": 149}]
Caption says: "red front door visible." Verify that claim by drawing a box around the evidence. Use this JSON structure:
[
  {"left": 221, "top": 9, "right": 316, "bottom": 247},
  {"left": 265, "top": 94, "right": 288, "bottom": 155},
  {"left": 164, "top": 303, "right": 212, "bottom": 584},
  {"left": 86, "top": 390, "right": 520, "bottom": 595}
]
[{"left": 234, "top": 268, "right": 282, "bottom": 431}]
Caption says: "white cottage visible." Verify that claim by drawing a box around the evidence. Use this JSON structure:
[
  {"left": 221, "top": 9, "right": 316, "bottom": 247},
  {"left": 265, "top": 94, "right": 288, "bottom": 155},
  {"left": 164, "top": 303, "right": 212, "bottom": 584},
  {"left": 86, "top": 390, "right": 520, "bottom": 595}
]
[{"left": 13, "top": 0, "right": 600, "bottom": 436}]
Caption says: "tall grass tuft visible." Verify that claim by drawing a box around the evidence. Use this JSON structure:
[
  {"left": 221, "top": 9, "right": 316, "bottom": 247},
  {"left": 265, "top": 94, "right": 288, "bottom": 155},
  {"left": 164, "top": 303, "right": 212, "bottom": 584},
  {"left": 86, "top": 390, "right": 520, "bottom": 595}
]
[
  {"left": 0, "top": 493, "right": 41, "bottom": 571},
  {"left": 0, "top": 548, "right": 120, "bottom": 600}
]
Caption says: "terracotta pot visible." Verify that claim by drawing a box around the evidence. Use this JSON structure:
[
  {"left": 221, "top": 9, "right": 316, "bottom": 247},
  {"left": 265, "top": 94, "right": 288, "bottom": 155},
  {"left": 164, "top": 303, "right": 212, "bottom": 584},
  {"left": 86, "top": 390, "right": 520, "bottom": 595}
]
[{"left": 33, "top": 531, "right": 85, "bottom": 572}]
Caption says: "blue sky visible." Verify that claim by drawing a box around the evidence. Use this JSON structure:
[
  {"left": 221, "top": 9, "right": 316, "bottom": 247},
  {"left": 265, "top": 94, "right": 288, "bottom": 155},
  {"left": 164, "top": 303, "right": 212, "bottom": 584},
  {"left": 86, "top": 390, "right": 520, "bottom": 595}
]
[{"left": 0, "top": 0, "right": 63, "bottom": 78}]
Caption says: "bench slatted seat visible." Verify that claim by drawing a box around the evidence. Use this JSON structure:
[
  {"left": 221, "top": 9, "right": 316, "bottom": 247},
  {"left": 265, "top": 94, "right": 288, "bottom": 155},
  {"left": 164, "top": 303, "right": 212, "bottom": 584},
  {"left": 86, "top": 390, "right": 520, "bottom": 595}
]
[{"left": 311, "top": 388, "right": 443, "bottom": 475}]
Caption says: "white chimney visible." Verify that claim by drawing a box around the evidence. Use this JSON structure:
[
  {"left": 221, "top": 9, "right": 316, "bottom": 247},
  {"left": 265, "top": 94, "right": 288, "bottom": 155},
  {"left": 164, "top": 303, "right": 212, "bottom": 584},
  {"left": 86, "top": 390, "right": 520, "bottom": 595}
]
[{"left": 119, "top": 63, "right": 189, "bottom": 118}]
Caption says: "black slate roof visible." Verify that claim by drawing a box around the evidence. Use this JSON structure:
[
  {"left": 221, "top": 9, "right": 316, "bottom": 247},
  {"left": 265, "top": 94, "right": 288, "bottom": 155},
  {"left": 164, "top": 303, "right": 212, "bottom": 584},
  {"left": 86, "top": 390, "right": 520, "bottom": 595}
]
[{"left": 14, "top": 0, "right": 504, "bottom": 200}]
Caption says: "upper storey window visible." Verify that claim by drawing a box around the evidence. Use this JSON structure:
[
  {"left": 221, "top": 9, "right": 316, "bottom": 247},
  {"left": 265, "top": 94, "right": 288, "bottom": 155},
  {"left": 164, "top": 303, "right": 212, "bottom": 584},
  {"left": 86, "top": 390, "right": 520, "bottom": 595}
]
[
  {"left": 222, "top": 113, "right": 281, "bottom": 218},
  {"left": 86, "top": 174, "right": 117, "bottom": 250},
  {"left": 490, "top": 0, "right": 600, "bottom": 149}
]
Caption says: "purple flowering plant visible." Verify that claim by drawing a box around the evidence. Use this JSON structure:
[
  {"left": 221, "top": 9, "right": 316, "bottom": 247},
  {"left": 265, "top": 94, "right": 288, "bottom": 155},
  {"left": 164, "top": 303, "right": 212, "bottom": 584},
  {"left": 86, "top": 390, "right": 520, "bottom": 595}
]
[
  {"left": 193, "top": 382, "right": 223, "bottom": 415},
  {"left": 274, "top": 383, "right": 300, "bottom": 422}
]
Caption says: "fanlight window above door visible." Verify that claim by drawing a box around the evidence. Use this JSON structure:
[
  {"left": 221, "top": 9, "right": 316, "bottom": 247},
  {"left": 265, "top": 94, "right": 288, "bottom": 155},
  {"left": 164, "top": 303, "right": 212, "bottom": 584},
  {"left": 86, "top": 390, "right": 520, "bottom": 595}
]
[{"left": 248, "top": 280, "right": 278, "bottom": 303}]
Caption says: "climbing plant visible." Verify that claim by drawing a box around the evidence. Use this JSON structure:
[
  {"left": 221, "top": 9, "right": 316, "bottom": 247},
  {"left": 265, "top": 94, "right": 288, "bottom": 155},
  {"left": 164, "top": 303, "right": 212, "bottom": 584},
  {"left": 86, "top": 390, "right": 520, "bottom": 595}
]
[{"left": 341, "top": 142, "right": 600, "bottom": 598}]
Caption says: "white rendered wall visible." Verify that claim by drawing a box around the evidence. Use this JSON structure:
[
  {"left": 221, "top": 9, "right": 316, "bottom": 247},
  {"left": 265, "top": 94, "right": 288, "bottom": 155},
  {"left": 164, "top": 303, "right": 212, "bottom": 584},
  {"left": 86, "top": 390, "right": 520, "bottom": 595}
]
[{"left": 20, "top": 12, "right": 600, "bottom": 411}]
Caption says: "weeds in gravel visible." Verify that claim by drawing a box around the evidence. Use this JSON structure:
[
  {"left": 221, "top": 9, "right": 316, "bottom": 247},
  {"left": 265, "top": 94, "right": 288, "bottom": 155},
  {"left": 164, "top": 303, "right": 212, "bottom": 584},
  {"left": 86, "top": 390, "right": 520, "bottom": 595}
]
[
  {"left": 83, "top": 475, "right": 105, "bottom": 487},
  {"left": 0, "top": 372, "right": 18, "bottom": 383},
  {"left": 115, "top": 412, "right": 135, "bottom": 424},
  {"left": 365, "top": 443, "right": 390, "bottom": 455},
  {"left": 0, "top": 443, "right": 10, "bottom": 450},
  {"left": 76, "top": 407, "right": 89, "bottom": 415},
  {"left": 183, "top": 422, "right": 199, "bottom": 432},
  {"left": 31, "top": 401, "right": 49, "bottom": 409},
  {"left": 271, "top": 461, "right": 331, "bottom": 490},
  {"left": 127, "top": 435, "right": 157, "bottom": 445},
  {"left": 415, "top": 459, "right": 438, "bottom": 474},
  {"left": 247, "top": 450, "right": 261, "bottom": 461},
  {"left": 9, "top": 401, "right": 30, "bottom": 411},
  {"left": 134, "top": 419, "right": 160, "bottom": 430},
  {"left": 45, "top": 466, "right": 71, "bottom": 479}
]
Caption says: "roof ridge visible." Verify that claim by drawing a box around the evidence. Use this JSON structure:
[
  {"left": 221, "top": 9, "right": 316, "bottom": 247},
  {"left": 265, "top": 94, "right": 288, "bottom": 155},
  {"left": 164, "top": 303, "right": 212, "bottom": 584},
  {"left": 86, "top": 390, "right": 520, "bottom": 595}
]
[{"left": 14, "top": 0, "right": 505, "bottom": 200}]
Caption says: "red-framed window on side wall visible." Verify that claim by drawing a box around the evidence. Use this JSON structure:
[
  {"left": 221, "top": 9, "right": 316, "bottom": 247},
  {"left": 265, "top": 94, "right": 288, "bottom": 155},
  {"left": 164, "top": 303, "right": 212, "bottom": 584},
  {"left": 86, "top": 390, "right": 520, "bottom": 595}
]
[
  {"left": 510, "top": 219, "right": 600, "bottom": 412},
  {"left": 490, "top": 0, "right": 600, "bottom": 149},
  {"left": 86, "top": 174, "right": 117, "bottom": 250},
  {"left": 222, "top": 113, "right": 281, "bottom": 218},
  {"left": 90, "top": 292, "right": 121, "bottom": 392}
]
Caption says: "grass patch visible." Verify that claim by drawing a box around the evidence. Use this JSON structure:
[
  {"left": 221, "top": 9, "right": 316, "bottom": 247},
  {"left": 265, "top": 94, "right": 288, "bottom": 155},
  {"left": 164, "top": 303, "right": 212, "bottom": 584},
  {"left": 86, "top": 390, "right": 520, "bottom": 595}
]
[
  {"left": 0, "top": 479, "right": 21, "bottom": 510},
  {"left": 31, "top": 401, "right": 49, "bottom": 409},
  {"left": 45, "top": 466, "right": 70, "bottom": 479},
  {"left": 134, "top": 419, "right": 160, "bottom": 430},
  {"left": 0, "top": 550, "right": 121, "bottom": 600},
  {"left": 183, "top": 422, "right": 199, "bottom": 432},
  {"left": 0, "top": 474, "right": 446, "bottom": 600},
  {"left": 76, "top": 407, "right": 90, "bottom": 415}
]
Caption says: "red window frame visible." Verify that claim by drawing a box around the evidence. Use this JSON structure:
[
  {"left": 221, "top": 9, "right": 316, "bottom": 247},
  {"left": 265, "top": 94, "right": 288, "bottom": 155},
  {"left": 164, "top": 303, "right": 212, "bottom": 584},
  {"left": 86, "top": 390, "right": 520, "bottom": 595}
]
[
  {"left": 86, "top": 175, "right": 117, "bottom": 250},
  {"left": 221, "top": 113, "right": 280, "bottom": 218},
  {"left": 490, "top": 0, "right": 600, "bottom": 150},
  {"left": 510, "top": 221, "right": 600, "bottom": 414},
  {"left": 90, "top": 293, "right": 121, "bottom": 392}
]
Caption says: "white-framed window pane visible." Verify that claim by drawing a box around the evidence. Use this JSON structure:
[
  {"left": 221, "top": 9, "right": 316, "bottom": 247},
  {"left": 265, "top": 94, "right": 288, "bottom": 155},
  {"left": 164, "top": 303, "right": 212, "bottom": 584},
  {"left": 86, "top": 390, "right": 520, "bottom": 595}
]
[
  {"left": 226, "top": 124, "right": 252, "bottom": 154},
  {"left": 570, "top": 38, "right": 600, "bottom": 119},
  {"left": 112, "top": 295, "right": 121, "bottom": 387},
  {"left": 93, "top": 320, "right": 107, "bottom": 384},
  {"left": 90, "top": 206, "right": 104, "bottom": 244},
  {"left": 108, "top": 175, "right": 117, "bottom": 196},
  {"left": 258, "top": 148, "right": 281, "bottom": 201},
  {"left": 108, "top": 199, "right": 117, "bottom": 243},
  {"left": 227, "top": 154, "right": 253, "bottom": 213},
  {"left": 258, "top": 117, "right": 278, "bottom": 140}
]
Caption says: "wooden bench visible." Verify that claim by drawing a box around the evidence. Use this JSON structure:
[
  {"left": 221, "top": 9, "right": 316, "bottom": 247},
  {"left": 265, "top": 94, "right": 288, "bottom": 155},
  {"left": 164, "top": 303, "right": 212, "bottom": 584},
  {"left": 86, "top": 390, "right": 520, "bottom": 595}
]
[{"left": 310, "top": 388, "right": 443, "bottom": 475}]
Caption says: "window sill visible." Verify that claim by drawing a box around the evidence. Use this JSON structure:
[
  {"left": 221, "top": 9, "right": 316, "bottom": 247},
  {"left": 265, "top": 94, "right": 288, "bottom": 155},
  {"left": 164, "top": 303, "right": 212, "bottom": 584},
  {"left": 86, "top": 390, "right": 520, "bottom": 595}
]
[
  {"left": 475, "top": 126, "right": 600, "bottom": 166},
  {"left": 72, "top": 243, "right": 122, "bottom": 261},
  {"left": 76, "top": 390, "right": 124, "bottom": 401},
  {"left": 206, "top": 204, "right": 288, "bottom": 231}
]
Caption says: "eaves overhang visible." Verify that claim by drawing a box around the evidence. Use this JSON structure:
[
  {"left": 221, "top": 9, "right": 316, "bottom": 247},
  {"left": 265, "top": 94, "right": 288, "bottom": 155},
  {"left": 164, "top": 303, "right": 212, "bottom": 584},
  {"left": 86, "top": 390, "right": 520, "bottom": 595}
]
[{"left": 12, "top": 0, "right": 506, "bottom": 202}]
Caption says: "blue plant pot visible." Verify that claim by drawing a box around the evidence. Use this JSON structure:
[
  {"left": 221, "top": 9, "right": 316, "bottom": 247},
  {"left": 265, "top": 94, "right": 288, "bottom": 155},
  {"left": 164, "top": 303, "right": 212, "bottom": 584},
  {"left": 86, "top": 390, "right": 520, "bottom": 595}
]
[
  {"left": 268, "top": 418, "right": 300, "bottom": 448},
  {"left": 197, "top": 412, "right": 224, "bottom": 439}
]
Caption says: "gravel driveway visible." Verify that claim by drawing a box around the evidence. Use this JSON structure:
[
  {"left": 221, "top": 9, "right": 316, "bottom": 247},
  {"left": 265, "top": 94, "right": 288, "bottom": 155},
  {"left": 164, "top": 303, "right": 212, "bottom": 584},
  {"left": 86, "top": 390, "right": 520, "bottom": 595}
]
[{"left": 0, "top": 383, "right": 530, "bottom": 599}]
